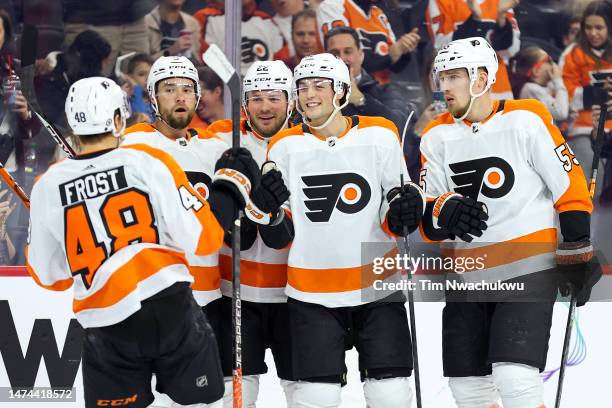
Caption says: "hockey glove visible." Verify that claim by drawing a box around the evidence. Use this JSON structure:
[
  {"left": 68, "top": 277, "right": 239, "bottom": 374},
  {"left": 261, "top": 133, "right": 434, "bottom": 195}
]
[
  {"left": 212, "top": 147, "right": 261, "bottom": 208},
  {"left": 252, "top": 162, "right": 290, "bottom": 215},
  {"left": 556, "top": 240, "right": 602, "bottom": 307},
  {"left": 386, "top": 182, "right": 426, "bottom": 235},
  {"left": 434, "top": 193, "right": 488, "bottom": 242},
  {"left": 224, "top": 217, "right": 258, "bottom": 251}
]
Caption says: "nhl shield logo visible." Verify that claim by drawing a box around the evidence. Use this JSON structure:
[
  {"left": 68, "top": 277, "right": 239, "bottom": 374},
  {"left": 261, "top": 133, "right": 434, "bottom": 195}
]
[{"left": 196, "top": 375, "right": 208, "bottom": 388}]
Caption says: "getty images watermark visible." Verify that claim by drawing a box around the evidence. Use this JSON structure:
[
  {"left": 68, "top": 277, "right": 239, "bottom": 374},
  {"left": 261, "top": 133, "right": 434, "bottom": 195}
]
[{"left": 370, "top": 252, "right": 526, "bottom": 292}]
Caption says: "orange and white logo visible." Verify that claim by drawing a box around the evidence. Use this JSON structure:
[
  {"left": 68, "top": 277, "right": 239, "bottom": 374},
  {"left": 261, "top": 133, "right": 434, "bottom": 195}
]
[
  {"left": 301, "top": 172, "right": 371, "bottom": 222},
  {"left": 449, "top": 156, "right": 515, "bottom": 199}
]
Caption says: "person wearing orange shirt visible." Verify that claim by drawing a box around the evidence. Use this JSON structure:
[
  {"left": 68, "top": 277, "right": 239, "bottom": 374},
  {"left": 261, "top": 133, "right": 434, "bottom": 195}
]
[
  {"left": 427, "top": 0, "right": 521, "bottom": 100},
  {"left": 560, "top": 0, "right": 611, "bottom": 184}
]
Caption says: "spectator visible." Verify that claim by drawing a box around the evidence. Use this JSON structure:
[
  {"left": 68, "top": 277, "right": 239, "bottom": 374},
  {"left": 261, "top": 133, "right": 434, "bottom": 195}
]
[
  {"left": 271, "top": 0, "right": 305, "bottom": 59},
  {"left": 563, "top": 15, "right": 582, "bottom": 47},
  {"left": 591, "top": 85, "right": 612, "bottom": 206},
  {"left": 36, "top": 30, "right": 112, "bottom": 130},
  {"left": 125, "top": 53, "right": 155, "bottom": 122},
  {"left": 288, "top": 9, "right": 322, "bottom": 70},
  {"left": 511, "top": 46, "right": 569, "bottom": 124},
  {"left": 63, "top": 0, "right": 153, "bottom": 76},
  {"left": 0, "top": 189, "right": 15, "bottom": 265},
  {"left": 317, "top": 0, "right": 419, "bottom": 84},
  {"left": 325, "top": 26, "right": 410, "bottom": 134},
  {"left": 560, "top": 0, "right": 611, "bottom": 180},
  {"left": 195, "top": 0, "right": 290, "bottom": 75},
  {"left": 145, "top": 0, "right": 201, "bottom": 61},
  {"left": 427, "top": 0, "right": 521, "bottom": 99},
  {"left": 0, "top": 9, "right": 39, "bottom": 168},
  {"left": 189, "top": 66, "right": 225, "bottom": 128}
]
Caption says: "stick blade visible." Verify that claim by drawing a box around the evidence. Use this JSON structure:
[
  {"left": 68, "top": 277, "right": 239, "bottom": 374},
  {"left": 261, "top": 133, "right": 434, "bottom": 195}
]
[{"left": 202, "top": 44, "right": 236, "bottom": 84}]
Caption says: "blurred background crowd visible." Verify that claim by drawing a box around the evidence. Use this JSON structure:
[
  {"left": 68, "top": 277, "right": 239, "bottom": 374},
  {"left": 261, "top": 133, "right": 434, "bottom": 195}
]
[{"left": 0, "top": 0, "right": 609, "bottom": 265}]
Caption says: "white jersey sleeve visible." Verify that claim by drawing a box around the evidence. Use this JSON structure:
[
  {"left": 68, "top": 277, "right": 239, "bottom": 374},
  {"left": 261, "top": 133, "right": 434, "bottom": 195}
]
[{"left": 419, "top": 118, "right": 453, "bottom": 199}]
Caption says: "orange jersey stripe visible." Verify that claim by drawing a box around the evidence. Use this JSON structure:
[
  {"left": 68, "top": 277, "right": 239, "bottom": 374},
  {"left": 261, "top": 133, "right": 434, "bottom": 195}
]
[
  {"left": 441, "top": 228, "right": 557, "bottom": 272},
  {"left": 288, "top": 248, "right": 398, "bottom": 293},
  {"left": 219, "top": 254, "right": 287, "bottom": 288},
  {"left": 73, "top": 247, "right": 187, "bottom": 313},
  {"left": 189, "top": 265, "right": 221, "bottom": 291},
  {"left": 503, "top": 99, "right": 593, "bottom": 213}
]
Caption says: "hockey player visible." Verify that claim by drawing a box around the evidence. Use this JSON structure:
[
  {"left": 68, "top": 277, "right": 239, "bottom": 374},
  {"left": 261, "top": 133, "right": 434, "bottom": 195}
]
[
  {"left": 264, "top": 53, "right": 425, "bottom": 407},
  {"left": 427, "top": 0, "right": 521, "bottom": 99},
  {"left": 25, "top": 77, "right": 263, "bottom": 407},
  {"left": 206, "top": 59, "right": 294, "bottom": 407},
  {"left": 122, "top": 56, "right": 229, "bottom": 314},
  {"left": 420, "top": 37, "right": 600, "bottom": 407}
]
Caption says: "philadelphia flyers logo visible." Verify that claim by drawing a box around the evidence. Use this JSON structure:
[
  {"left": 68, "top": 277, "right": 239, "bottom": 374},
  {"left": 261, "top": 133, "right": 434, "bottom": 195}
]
[
  {"left": 302, "top": 173, "right": 371, "bottom": 222},
  {"left": 241, "top": 37, "right": 269, "bottom": 64},
  {"left": 356, "top": 29, "right": 389, "bottom": 56},
  {"left": 185, "top": 171, "right": 211, "bottom": 200},
  {"left": 449, "top": 157, "right": 514, "bottom": 199}
]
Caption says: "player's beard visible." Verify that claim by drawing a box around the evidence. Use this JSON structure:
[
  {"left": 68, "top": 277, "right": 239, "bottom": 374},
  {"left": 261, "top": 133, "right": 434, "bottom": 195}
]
[
  {"left": 163, "top": 107, "right": 195, "bottom": 129},
  {"left": 450, "top": 99, "right": 470, "bottom": 119},
  {"left": 250, "top": 114, "right": 287, "bottom": 138}
]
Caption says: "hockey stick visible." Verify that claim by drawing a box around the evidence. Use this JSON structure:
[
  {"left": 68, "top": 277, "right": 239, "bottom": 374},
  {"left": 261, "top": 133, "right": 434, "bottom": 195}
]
[
  {"left": 20, "top": 24, "right": 76, "bottom": 158},
  {"left": 399, "top": 111, "right": 422, "bottom": 408},
  {"left": 202, "top": 44, "right": 243, "bottom": 408},
  {"left": 555, "top": 93, "right": 608, "bottom": 408},
  {"left": 0, "top": 164, "right": 30, "bottom": 209}
]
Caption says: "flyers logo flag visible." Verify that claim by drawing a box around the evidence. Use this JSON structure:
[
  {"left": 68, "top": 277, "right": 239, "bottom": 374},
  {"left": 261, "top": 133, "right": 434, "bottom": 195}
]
[
  {"left": 185, "top": 171, "right": 211, "bottom": 200},
  {"left": 301, "top": 173, "right": 371, "bottom": 222},
  {"left": 449, "top": 157, "right": 515, "bottom": 199}
]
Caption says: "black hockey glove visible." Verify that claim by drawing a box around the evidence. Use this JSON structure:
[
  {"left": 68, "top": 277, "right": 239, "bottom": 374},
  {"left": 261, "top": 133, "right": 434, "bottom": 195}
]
[
  {"left": 251, "top": 162, "right": 289, "bottom": 215},
  {"left": 434, "top": 193, "right": 488, "bottom": 242},
  {"left": 556, "top": 240, "right": 602, "bottom": 307},
  {"left": 386, "top": 182, "right": 425, "bottom": 235},
  {"left": 224, "top": 217, "right": 258, "bottom": 251},
  {"left": 212, "top": 147, "right": 261, "bottom": 208}
]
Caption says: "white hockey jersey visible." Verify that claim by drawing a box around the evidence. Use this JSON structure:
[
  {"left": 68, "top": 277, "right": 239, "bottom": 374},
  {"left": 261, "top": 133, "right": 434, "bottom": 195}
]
[
  {"left": 208, "top": 119, "right": 289, "bottom": 303},
  {"left": 122, "top": 123, "right": 229, "bottom": 306},
  {"left": 267, "top": 116, "right": 409, "bottom": 307},
  {"left": 26, "top": 144, "right": 224, "bottom": 328},
  {"left": 420, "top": 99, "right": 593, "bottom": 281},
  {"left": 195, "top": 7, "right": 289, "bottom": 76}
]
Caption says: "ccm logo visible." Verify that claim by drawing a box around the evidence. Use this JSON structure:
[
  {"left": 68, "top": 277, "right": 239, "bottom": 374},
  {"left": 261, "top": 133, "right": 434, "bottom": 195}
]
[
  {"left": 97, "top": 394, "right": 138, "bottom": 406},
  {"left": 217, "top": 169, "right": 251, "bottom": 194}
]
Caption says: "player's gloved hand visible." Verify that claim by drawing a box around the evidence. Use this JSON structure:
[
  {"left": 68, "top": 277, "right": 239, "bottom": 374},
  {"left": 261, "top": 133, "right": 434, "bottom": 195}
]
[
  {"left": 224, "top": 217, "right": 258, "bottom": 251},
  {"left": 212, "top": 147, "right": 261, "bottom": 208},
  {"left": 251, "top": 161, "right": 290, "bottom": 215},
  {"left": 386, "top": 182, "right": 426, "bottom": 235},
  {"left": 556, "top": 240, "right": 602, "bottom": 307},
  {"left": 434, "top": 193, "right": 488, "bottom": 242}
]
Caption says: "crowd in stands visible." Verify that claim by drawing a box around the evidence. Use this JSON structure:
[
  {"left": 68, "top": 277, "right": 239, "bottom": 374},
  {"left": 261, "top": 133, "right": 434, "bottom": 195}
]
[{"left": 0, "top": 0, "right": 610, "bottom": 265}]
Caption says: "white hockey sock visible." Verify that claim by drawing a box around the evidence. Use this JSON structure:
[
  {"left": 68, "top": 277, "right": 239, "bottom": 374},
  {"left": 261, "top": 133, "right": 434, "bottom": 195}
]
[
  {"left": 363, "top": 377, "right": 413, "bottom": 408},
  {"left": 492, "top": 362, "right": 545, "bottom": 408},
  {"left": 280, "top": 379, "right": 298, "bottom": 407},
  {"left": 449, "top": 376, "right": 500, "bottom": 408},
  {"left": 292, "top": 381, "right": 342, "bottom": 408}
]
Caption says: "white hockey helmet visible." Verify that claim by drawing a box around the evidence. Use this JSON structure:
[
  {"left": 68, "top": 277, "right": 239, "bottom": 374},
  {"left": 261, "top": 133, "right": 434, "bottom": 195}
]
[
  {"left": 146, "top": 55, "right": 201, "bottom": 115},
  {"left": 433, "top": 37, "right": 498, "bottom": 94},
  {"left": 65, "top": 77, "right": 129, "bottom": 137},
  {"left": 242, "top": 60, "right": 294, "bottom": 133},
  {"left": 243, "top": 60, "right": 293, "bottom": 101},
  {"left": 292, "top": 53, "right": 351, "bottom": 129}
]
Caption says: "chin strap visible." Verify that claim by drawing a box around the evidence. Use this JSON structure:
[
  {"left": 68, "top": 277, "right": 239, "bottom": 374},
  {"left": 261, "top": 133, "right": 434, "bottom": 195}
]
[{"left": 453, "top": 80, "right": 490, "bottom": 123}]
